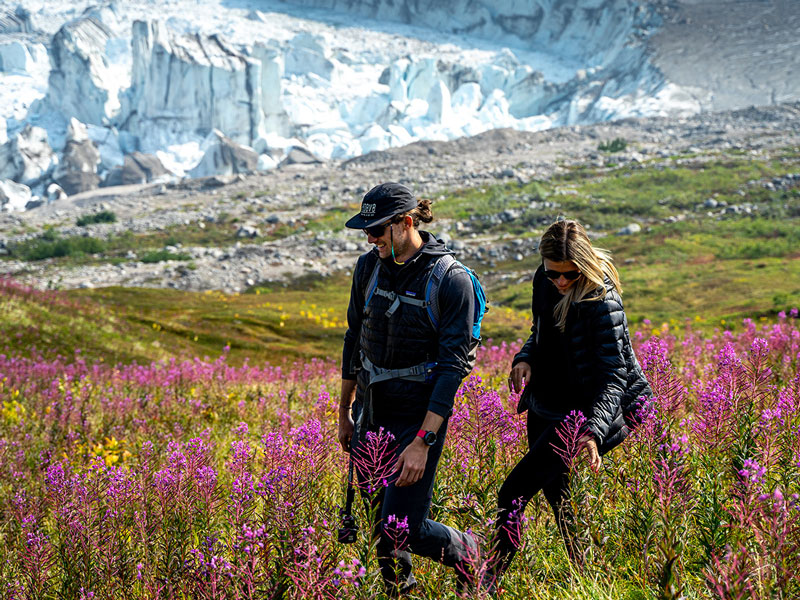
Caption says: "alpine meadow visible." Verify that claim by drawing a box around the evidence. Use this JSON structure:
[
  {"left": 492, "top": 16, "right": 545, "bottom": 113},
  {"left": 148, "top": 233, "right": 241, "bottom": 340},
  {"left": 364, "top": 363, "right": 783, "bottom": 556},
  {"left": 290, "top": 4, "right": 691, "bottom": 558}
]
[{"left": 3, "top": 0, "right": 800, "bottom": 598}]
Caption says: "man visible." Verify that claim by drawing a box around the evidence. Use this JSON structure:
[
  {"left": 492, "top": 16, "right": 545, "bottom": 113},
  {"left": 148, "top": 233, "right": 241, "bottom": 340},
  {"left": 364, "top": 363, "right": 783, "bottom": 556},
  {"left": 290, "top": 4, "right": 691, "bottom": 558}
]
[{"left": 338, "top": 182, "right": 477, "bottom": 595}]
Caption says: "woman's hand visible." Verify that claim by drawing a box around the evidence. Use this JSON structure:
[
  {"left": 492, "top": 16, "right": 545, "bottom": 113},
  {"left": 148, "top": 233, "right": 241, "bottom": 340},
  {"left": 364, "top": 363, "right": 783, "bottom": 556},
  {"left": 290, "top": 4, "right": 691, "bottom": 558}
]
[
  {"left": 579, "top": 436, "right": 601, "bottom": 472},
  {"left": 508, "top": 361, "right": 532, "bottom": 394}
]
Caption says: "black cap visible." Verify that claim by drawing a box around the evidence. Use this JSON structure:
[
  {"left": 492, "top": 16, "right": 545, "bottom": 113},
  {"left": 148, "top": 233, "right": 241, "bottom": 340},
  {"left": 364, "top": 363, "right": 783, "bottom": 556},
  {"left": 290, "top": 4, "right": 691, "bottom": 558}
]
[{"left": 345, "top": 182, "right": 418, "bottom": 229}]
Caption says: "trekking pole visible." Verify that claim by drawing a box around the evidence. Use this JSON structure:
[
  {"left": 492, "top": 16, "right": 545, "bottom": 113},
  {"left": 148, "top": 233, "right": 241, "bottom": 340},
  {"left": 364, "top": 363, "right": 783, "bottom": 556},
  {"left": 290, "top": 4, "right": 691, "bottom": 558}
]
[{"left": 337, "top": 453, "right": 358, "bottom": 544}]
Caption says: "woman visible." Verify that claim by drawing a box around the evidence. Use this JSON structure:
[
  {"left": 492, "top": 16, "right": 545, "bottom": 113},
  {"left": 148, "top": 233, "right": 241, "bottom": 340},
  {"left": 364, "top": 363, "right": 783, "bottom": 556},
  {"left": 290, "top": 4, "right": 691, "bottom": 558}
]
[{"left": 492, "top": 218, "right": 651, "bottom": 577}]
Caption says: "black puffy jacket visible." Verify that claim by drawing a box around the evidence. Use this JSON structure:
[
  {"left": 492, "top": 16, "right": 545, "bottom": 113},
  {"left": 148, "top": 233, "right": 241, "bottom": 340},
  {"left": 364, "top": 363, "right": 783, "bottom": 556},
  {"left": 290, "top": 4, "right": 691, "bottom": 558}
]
[{"left": 513, "top": 265, "right": 652, "bottom": 454}]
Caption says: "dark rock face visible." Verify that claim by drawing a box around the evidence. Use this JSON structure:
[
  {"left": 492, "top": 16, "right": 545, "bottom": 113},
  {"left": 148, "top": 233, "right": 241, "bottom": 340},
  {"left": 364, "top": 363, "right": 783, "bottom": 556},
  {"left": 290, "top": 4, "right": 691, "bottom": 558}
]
[
  {"left": 103, "top": 152, "right": 173, "bottom": 187},
  {"left": 56, "top": 171, "right": 101, "bottom": 196},
  {"left": 189, "top": 131, "right": 258, "bottom": 178},
  {"left": 279, "top": 146, "right": 322, "bottom": 167},
  {"left": 54, "top": 137, "right": 102, "bottom": 195}
]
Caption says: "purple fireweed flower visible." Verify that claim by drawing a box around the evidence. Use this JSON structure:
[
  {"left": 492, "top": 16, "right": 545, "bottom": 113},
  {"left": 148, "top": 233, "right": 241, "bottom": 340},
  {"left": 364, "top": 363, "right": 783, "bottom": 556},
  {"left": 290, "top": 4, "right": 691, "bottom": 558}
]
[
  {"left": 553, "top": 410, "right": 588, "bottom": 470},
  {"left": 195, "top": 465, "right": 218, "bottom": 501},
  {"left": 351, "top": 427, "right": 397, "bottom": 494},
  {"left": 234, "top": 421, "right": 249, "bottom": 438},
  {"left": 227, "top": 439, "right": 253, "bottom": 472},
  {"left": 501, "top": 497, "right": 529, "bottom": 551},
  {"left": 739, "top": 458, "right": 767, "bottom": 485},
  {"left": 256, "top": 466, "right": 289, "bottom": 497},
  {"left": 383, "top": 514, "right": 410, "bottom": 549}
]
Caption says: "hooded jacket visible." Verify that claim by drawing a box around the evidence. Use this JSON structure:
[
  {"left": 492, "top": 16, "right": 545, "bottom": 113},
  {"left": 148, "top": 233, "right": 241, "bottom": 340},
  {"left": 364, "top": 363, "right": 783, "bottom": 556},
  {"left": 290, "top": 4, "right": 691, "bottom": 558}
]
[
  {"left": 513, "top": 265, "right": 652, "bottom": 454},
  {"left": 342, "top": 232, "right": 475, "bottom": 421}
]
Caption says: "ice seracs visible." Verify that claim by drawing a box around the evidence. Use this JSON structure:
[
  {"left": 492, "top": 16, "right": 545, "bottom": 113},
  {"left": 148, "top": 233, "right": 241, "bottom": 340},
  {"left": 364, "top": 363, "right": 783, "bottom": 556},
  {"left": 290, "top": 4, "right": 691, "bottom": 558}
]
[
  {"left": 47, "top": 16, "right": 119, "bottom": 126},
  {"left": 2, "top": 0, "right": 790, "bottom": 209}
]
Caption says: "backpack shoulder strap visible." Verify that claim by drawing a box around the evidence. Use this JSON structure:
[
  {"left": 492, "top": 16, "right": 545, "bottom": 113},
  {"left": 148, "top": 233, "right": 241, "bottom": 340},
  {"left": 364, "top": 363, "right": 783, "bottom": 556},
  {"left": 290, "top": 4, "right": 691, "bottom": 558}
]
[
  {"left": 425, "top": 254, "right": 456, "bottom": 330},
  {"left": 363, "top": 253, "right": 382, "bottom": 308}
]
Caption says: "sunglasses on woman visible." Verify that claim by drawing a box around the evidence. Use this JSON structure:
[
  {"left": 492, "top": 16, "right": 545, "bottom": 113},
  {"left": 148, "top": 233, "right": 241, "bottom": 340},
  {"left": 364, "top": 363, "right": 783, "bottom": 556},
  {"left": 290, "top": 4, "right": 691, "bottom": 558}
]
[{"left": 544, "top": 269, "right": 581, "bottom": 280}]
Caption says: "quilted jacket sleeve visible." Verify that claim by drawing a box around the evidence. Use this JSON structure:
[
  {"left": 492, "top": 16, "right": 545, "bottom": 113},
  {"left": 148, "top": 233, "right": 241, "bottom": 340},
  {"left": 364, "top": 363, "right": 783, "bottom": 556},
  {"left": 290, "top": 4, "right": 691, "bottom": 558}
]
[
  {"left": 584, "top": 292, "right": 628, "bottom": 442},
  {"left": 512, "top": 324, "right": 537, "bottom": 367}
]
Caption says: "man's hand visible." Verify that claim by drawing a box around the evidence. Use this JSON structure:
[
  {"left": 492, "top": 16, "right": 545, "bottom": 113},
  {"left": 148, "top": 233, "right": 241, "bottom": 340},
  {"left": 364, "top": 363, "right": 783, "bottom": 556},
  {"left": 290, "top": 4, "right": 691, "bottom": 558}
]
[
  {"left": 338, "top": 406, "right": 354, "bottom": 453},
  {"left": 394, "top": 438, "right": 428, "bottom": 487},
  {"left": 509, "top": 361, "right": 532, "bottom": 394},
  {"left": 338, "top": 379, "right": 357, "bottom": 453},
  {"left": 579, "top": 436, "right": 601, "bottom": 472}
]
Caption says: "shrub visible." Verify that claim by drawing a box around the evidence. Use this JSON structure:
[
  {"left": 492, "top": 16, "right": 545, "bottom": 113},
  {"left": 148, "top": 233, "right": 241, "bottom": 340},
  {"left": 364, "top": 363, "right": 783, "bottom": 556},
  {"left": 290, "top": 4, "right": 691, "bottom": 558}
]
[
  {"left": 139, "top": 249, "right": 192, "bottom": 263},
  {"left": 76, "top": 211, "right": 117, "bottom": 226},
  {"left": 598, "top": 137, "right": 628, "bottom": 153},
  {"left": 16, "top": 235, "right": 106, "bottom": 261}
]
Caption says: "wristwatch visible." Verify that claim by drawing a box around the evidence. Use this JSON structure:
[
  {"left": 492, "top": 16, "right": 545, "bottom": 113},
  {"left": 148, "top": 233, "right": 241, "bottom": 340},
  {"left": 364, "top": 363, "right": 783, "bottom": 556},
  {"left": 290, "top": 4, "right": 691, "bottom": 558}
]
[{"left": 416, "top": 429, "right": 437, "bottom": 446}]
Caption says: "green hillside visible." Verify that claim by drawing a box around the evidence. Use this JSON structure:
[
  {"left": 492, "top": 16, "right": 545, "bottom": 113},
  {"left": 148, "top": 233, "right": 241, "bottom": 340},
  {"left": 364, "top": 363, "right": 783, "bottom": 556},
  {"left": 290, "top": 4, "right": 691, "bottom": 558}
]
[{"left": 2, "top": 146, "right": 799, "bottom": 364}]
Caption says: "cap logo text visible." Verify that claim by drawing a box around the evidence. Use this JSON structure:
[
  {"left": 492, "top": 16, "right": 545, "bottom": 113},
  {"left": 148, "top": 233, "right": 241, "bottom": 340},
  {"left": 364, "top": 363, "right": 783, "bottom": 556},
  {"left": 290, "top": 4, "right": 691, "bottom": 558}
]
[{"left": 361, "top": 203, "right": 376, "bottom": 217}]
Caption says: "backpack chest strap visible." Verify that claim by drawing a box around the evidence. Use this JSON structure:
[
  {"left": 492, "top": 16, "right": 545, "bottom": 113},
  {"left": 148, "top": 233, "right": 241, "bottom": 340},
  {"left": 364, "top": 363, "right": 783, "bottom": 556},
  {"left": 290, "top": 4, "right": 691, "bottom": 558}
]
[{"left": 372, "top": 286, "right": 429, "bottom": 318}]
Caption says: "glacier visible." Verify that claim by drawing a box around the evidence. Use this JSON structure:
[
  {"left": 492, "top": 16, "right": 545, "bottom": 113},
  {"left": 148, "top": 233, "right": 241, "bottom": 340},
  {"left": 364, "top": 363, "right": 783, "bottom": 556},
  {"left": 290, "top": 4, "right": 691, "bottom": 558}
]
[{"left": 0, "top": 0, "right": 761, "bottom": 209}]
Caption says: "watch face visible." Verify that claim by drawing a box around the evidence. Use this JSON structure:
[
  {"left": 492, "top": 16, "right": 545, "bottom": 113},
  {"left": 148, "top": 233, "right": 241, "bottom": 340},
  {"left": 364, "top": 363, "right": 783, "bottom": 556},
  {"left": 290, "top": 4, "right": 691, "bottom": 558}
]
[{"left": 423, "top": 431, "right": 437, "bottom": 446}]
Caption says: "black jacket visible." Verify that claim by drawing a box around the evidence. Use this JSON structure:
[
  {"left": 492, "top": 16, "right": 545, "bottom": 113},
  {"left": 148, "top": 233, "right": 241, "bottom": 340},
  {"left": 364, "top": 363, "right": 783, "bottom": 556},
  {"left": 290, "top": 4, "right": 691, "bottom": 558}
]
[
  {"left": 342, "top": 232, "right": 475, "bottom": 420},
  {"left": 513, "top": 265, "right": 651, "bottom": 454}
]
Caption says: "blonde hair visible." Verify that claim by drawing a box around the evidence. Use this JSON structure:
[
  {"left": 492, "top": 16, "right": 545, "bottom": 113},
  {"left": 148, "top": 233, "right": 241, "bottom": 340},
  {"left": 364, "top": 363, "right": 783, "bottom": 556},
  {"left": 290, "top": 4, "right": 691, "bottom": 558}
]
[{"left": 539, "top": 219, "right": 622, "bottom": 331}]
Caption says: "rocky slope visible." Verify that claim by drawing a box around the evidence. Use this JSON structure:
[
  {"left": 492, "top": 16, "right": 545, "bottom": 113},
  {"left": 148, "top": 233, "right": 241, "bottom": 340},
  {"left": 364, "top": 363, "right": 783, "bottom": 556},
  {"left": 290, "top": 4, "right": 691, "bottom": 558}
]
[{"left": 2, "top": 102, "right": 799, "bottom": 293}]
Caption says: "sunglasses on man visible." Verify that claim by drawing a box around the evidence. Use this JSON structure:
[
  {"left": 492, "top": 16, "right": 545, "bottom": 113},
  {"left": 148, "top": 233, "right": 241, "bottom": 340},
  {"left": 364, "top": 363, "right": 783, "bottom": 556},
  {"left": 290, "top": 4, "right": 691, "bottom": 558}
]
[
  {"left": 544, "top": 268, "right": 581, "bottom": 280},
  {"left": 363, "top": 221, "right": 391, "bottom": 237}
]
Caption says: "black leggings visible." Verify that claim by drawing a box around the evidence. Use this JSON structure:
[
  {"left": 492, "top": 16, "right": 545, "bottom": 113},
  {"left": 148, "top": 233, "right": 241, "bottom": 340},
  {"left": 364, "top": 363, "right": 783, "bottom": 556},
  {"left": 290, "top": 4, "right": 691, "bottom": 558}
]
[{"left": 494, "top": 413, "right": 576, "bottom": 572}]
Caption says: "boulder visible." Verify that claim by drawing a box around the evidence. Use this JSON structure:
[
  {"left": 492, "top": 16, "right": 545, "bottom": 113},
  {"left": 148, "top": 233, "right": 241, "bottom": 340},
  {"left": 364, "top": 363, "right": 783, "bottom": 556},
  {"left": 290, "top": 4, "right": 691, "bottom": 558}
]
[
  {"left": 279, "top": 145, "right": 322, "bottom": 167},
  {"left": 46, "top": 16, "right": 119, "bottom": 125},
  {"left": 188, "top": 130, "right": 258, "bottom": 178},
  {"left": 53, "top": 118, "right": 101, "bottom": 194},
  {"left": 618, "top": 223, "right": 642, "bottom": 236},
  {"left": 236, "top": 225, "right": 260, "bottom": 238},
  {"left": 47, "top": 183, "right": 68, "bottom": 202},
  {"left": 0, "top": 125, "right": 56, "bottom": 185},
  {"left": 103, "top": 152, "right": 173, "bottom": 186},
  {"left": 56, "top": 172, "right": 101, "bottom": 196},
  {"left": 0, "top": 179, "right": 32, "bottom": 211}
]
